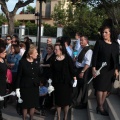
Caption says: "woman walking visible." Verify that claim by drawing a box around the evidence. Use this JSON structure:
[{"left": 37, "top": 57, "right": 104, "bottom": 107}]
[
  {"left": 50, "top": 44, "right": 77, "bottom": 120},
  {"left": 92, "top": 25, "right": 119, "bottom": 116},
  {"left": 16, "top": 44, "right": 41, "bottom": 120}
]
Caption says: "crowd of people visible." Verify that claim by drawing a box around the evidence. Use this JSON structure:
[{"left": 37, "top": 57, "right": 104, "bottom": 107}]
[{"left": 0, "top": 23, "right": 119, "bottom": 120}]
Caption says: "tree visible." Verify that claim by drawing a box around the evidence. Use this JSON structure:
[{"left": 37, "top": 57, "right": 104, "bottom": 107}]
[
  {"left": 0, "top": 13, "right": 7, "bottom": 25},
  {"left": 0, "top": 0, "right": 34, "bottom": 35},
  {"left": 51, "top": 1, "right": 66, "bottom": 25},
  {"left": 52, "top": 1, "right": 106, "bottom": 39},
  {"left": 26, "top": 5, "right": 35, "bottom": 14},
  {"left": 84, "top": 0, "right": 120, "bottom": 32}
]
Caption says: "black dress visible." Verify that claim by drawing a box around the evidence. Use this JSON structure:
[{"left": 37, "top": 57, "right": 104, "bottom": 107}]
[
  {"left": 0, "top": 61, "right": 7, "bottom": 109},
  {"left": 50, "top": 55, "right": 75, "bottom": 107},
  {"left": 42, "top": 53, "right": 54, "bottom": 79},
  {"left": 92, "top": 40, "right": 119, "bottom": 91},
  {"left": 16, "top": 59, "right": 41, "bottom": 109}
]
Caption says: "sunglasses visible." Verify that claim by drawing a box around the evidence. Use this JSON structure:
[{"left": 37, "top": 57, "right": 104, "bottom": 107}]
[{"left": 6, "top": 39, "right": 11, "bottom": 40}]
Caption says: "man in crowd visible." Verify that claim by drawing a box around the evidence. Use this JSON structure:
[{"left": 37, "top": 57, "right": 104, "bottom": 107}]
[
  {"left": 6, "top": 35, "right": 12, "bottom": 55},
  {"left": 74, "top": 35, "right": 92, "bottom": 109}
]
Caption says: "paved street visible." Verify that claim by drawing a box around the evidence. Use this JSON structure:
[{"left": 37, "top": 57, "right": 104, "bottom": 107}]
[
  {"left": 2, "top": 104, "right": 72, "bottom": 120},
  {"left": 2, "top": 104, "right": 55, "bottom": 120}
]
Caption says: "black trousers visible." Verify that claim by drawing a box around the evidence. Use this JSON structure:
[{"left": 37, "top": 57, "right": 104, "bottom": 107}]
[
  {"left": 72, "top": 67, "right": 91, "bottom": 106},
  {"left": 0, "top": 109, "right": 2, "bottom": 119}
]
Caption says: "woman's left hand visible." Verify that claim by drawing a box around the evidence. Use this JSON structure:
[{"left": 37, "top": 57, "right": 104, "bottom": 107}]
[{"left": 115, "top": 70, "right": 119, "bottom": 79}]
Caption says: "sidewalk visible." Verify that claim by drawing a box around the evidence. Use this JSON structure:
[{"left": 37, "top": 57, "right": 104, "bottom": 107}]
[{"left": 2, "top": 104, "right": 55, "bottom": 120}]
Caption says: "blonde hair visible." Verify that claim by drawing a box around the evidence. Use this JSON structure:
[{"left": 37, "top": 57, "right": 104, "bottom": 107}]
[{"left": 26, "top": 44, "right": 37, "bottom": 58}]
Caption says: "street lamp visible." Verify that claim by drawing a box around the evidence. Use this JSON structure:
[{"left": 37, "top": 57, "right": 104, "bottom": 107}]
[
  {"left": 35, "top": 12, "right": 39, "bottom": 46},
  {"left": 37, "top": 0, "right": 46, "bottom": 58}
]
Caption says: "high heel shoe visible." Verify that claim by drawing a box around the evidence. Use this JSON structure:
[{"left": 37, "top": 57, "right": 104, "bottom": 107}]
[{"left": 96, "top": 107, "right": 109, "bottom": 116}]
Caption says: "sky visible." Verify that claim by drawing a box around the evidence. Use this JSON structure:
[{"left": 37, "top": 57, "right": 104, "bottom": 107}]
[{"left": 0, "top": 0, "right": 36, "bottom": 14}]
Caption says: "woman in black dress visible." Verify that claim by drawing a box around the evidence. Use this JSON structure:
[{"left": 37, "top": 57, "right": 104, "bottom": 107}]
[
  {"left": 0, "top": 40, "right": 7, "bottom": 120},
  {"left": 50, "top": 44, "right": 77, "bottom": 120},
  {"left": 16, "top": 44, "right": 41, "bottom": 120},
  {"left": 41, "top": 44, "right": 54, "bottom": 79},
  {"left": 92, "top": 26, "right": 119, "bottom": 116}
]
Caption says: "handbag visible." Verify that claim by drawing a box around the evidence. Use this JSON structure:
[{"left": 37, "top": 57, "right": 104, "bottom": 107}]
[
  {"left": 113, "top": 79, "right": 120, "bottom": 89},
  {"left": 6, "top": 69, "right": 12, "bottom": 84}
]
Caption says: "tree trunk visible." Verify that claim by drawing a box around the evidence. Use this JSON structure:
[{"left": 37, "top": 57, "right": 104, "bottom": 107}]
[{"left": 7, "top": 14, "right": 15, "bottom": 35}]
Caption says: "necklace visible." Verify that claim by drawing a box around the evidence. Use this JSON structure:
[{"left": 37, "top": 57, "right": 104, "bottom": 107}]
[{"left": 56, "top": 55, "right": 65, "bottom": 60}]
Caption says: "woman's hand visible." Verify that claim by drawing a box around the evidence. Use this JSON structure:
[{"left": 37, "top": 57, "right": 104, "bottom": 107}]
[
  {"left": 92, "top": 67, "right": 97, "bottom": 78},
  {"left": 115, "top": 69, "right": 119, "bottom": 79}
]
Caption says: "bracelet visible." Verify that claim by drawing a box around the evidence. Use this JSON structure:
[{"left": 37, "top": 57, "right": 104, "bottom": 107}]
[{"left": 81, "top": 70, "right": 85, "bottom": 73}]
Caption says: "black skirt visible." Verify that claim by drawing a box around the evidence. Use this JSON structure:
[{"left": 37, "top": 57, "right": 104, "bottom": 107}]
[
  {"left": 93, "top": 67, "right": 114, "bottom": 91},
  {"left": 54, "top": 83, "right": 72, "bottom": 107},
  {"left": 20, "top": 87, "right": 39, "bottom": 109}
]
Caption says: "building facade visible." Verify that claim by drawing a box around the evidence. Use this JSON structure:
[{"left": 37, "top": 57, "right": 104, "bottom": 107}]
[{"left": 14, "top": 0, "right": 61, "bottom": 25}]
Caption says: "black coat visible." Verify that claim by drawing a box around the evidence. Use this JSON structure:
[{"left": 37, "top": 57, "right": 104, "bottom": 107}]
[
  {"left": 92, "top": 40, "right": 119, "bottom": 70},
  {"left": 16, "top": 59, "right": 41, "bottom": 88},
  {"left": 0, "top": 61, "right": 7, "bottom": 109},
  {"left": 0, "top": 61, "right": 7, "bottom": 96},
  {"left": 50, "top": 54, "right": 76, "bottom": 85}
]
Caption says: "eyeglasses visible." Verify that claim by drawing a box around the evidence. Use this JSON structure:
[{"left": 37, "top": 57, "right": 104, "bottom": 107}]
[{"left": 6, "top": 39, "right": 11, "bottom": 41}]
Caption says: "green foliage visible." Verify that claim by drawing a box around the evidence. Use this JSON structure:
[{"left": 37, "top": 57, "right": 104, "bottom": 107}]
[
  {"left": 51, "top": 1, "right": 66, "bottom": 25},
  {"left": 20, "top": 5, "right": 35, "bottom": 14},
  {"left": 52, "top": 2, "right": 106, "bottom": 39},
  {"left": 63, "top": 24, "right": 77, "bottom": 38},
  {"left": 14, "top": 21, "right": 22, "bottom": 27},
  {"left": 25, "top": 21, "right": 37, "bottom": 35},
  {"left": 0, "top": 13, "right": 7, "bottom": 26},
  {"left": 26, "top": 5, "right": 35, "bottom": 14},
  {"left": 14, "top": 21, "right": 57, "bottom": 37},
  {"left": 43, "top": 23, "right": 57, "bottom": 37}
]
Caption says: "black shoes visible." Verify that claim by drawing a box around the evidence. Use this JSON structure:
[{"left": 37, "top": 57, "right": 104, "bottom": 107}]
[{"left": 96, "top": 107, "right": 109, "bottom": 116}]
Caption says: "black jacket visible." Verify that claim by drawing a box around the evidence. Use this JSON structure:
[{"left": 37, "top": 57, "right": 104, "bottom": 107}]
[
  {"left": 50, "top": 54, "right": 76, "bottom": 85},
  {"left": 92, "top": 40, "right": 119, "bottom": 69},
  {"left": 16, "top": 59, "right": 41, "bottom": 88}
]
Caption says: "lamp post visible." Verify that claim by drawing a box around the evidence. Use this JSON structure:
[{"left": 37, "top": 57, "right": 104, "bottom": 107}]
[
  {"left": 35, "top": 12, "right": 39, "bottom": 46},
  {"left": 37, "top": 0, "right": 46, "bottom": 58}
]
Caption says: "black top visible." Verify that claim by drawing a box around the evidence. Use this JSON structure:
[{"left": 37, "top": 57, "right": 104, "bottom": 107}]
[
  {"left": 43, "top": 53, "right": 54, "bottom": 64},
  {"left": 16, "top": 59, "right": 41, "bottom": 88},
  {"left": 50, "top": 55, "right": 75, "bottom": 85},
  {"left": 92, "top": 40, "right": 119, "bottom": 69},
  {"left": 0, "top": 61, "right": 7, "bottom": 95}
]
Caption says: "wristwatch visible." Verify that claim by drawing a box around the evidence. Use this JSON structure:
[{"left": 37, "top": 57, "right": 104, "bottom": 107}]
[{"left": 81, "top": 70, "right": 85, "bottom": 73}]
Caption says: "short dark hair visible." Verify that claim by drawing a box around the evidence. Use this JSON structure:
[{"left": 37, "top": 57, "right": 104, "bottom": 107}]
[
  {"left": 61, "top": 36, "right": 71, "bottom": 46},
  {"left": 56, "top": 36, "right": 62, "bottom": 43},
  {"left": 11, "top": 44, "right": 20, "bottom": 54},
  {"left": 80, "top": 35, "right": 88, "bottom": 41},
  {"left": 47, "top": 44, "right": 54, "bottom": 50},
  {"left": 6, "top": 35, "right": 12, "bottom": 40},
  {"left": 12, "top": 34, "right": 18, "bottom": 39}
]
